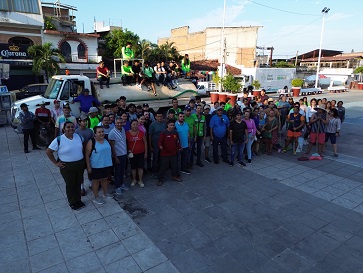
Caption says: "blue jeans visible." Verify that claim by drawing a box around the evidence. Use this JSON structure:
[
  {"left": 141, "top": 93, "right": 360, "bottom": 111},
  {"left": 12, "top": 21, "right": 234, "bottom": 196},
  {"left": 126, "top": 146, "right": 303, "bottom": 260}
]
[
  {"left": 151, "top": 145, "right": 160, "bottom": 175},
  {"left": 178, "top": 147, "right": 189, "bottom": 172},
  {"left": 231, "top": 142, "right": 246, "bottom": 163},
  {"left": 246, "top": 133, "right": 254, "bottom": 160},
  {"left": 114, "top": 155, "right": 127, "bottom": 188},
  {"left": 212, "top": 135, "right": 228, "bottom": 162},
  {"left": 195, "top": 136, "right": 204, "bottom": 163}
]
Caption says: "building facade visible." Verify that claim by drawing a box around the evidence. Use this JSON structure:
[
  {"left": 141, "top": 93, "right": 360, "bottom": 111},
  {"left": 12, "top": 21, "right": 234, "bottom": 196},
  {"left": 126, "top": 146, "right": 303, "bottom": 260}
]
[
  {"left": 158, "top": 25, "right": 261, "bottom": 68},
  {"left": 0, "top": 0, "right": 44, "bottom": 89}
]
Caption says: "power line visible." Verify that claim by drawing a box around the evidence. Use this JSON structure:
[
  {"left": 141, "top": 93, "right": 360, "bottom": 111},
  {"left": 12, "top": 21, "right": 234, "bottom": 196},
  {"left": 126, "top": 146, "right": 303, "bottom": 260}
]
[{"left": 249, "top": 0, "right": 320, "bottom": 16}]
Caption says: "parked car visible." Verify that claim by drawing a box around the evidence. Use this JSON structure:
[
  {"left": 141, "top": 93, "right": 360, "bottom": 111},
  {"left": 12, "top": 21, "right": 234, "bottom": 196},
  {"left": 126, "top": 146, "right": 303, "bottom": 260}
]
[{"left": 11, "top": 84, "right": 48, "bottom": 101}]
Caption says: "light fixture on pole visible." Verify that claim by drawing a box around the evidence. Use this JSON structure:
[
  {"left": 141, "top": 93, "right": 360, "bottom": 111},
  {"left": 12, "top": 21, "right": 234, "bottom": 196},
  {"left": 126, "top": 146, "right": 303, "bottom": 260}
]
[
  {"left": 218, "top": 0, "right": 227, "bottom": 92},
  {"left": 315, "top": 7, "right": 330, "bottom": 88}
]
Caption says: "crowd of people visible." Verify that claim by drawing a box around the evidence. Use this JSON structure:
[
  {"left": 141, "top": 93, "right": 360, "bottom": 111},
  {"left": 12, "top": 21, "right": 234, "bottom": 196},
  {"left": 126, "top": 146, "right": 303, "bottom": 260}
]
[
  {"left": 19, "top": 75, "right": 345, "bottom": 210},
  {"left": 96, "top": 42, "right": 192, "bottom": 95}
]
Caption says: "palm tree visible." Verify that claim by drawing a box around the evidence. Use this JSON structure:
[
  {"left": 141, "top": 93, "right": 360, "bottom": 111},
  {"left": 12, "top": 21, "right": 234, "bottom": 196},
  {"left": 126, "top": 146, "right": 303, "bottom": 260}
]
[
  {"left": 138, "top": 39, "right": 151, "bottom": 60},
  {"left": 28, "top": 42, "right": 65, "bottom": 83}
]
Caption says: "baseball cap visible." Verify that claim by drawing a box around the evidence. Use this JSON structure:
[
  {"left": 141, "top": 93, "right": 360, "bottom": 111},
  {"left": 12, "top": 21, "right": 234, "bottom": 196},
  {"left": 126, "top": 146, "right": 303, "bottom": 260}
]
[
  {"left": 184, "top": 105, "right": 192, "bottom": 111},
  {"left": 143, "top": 103, "right": 149, "bottom": 107},
  {"left": 83, "top": 89, "right": 90, "bottom": 93},
  {"left": 63, "top": 103, "right": 71, "bottom": 109},
  {"left": 216, "top": 106, "right": 224, "bottom": 111},
  {"left": 20, "top": 103, "right": 28, "bottom": 108},
  {"left": 204, "top": 105, "right": 211, "bottom": 109},
  {"left": 54, "top": 100, "right": 60, "bottom": 104},
  {"left": 268, "top": 98, "right": 274, "bottom": 102},
  {"left": 89, "top": 107, "right": 99, "bottom": 113},
  {"left": 79, "top": 113, "right": 88, "bottom": 121}
]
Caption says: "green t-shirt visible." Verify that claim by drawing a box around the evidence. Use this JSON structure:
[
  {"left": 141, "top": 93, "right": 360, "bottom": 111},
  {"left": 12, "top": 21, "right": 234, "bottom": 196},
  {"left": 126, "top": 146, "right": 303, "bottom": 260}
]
[
  {"left": 88, "top": 115, "right": 101, "bottom": 129},
  {"left": 193, "top": 114, "right": 206, "bottom": 137},
  {"left": 184, "top": 115, "right": 195, "bottom": 137},
  {"left": 169, "top": 107, "right": 182, "bottom": 120},
  {"left": 122, "top": 65, "right": 133, "bottom": 75},
  {"left": 144, "top": 67, "right": 154, "bottom": 78}
]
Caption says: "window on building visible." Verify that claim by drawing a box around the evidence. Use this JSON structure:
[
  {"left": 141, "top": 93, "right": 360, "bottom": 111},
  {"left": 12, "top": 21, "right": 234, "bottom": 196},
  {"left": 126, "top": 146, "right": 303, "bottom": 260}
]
[
  {"left": 0, "top": 0, "right": 40, "bottom": 14},
  {"left": 60, "top": 41, "right": 71, "bottom": 62},
  {"left": 77, "top": 43, "right": 86, "bottom": 59},
  {"left": 8, "top": 37, "right": 33, "bottom": 47}
]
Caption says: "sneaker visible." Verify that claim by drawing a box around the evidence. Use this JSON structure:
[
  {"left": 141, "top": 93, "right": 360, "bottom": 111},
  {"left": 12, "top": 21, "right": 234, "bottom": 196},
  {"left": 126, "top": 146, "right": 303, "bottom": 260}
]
[
  {"left": 138, "top": 180, "right": 145, "bottom": 188},
  {"left": 93, "top": 197, "right": 105, "bottom": 205},
  {"left": 282, "top": 149, "right": 287, "bottom": 153},
  {"left": 106, "top": 85, "right": 109, "bottom": 88},
  {"left": 115, "top": 188, "right": 123, "bottom": 195},
  {"left": 181, "top": 169, "right": 191, "bottom": 175},
  {"left": 120, "top": 184, "right": 129, "bottom": 191},
  {"left": 205, "top": 157, "right": 211, "bottom": 163},
  {"left": 131, "top": 180, "right": 137, "bottom": 186},
  {"left": 196, "top": 162, "right": 204, "bottom": 167},
  {"left": 81, "top": 188, "right": 86, "bottom": 196},
  {"left": 238, "top": 161, "right": 246, "bottom": 167},
  {"left": 223, "top": 159, "right": 230, "bottom": 164},
  {"left": 33, "top": 147, "right": 41, "bottom": 150},
  {"left": 137, "top": 84, "right": 142, "bottom": 90},
  {"left": 172, "top": 176, "right": 182, "bottom": 182},
  {"left": 24, "top": 150, "right": 29, "bottom": 153},
  {"left": 247, "top": 159, "right": 252, "bottom": 164},
  {"left": 229, "top": 162, "right": 234, "bottom": 167},
  {"left": 103, "top": 193, "right": 113, "bottom": 199}
]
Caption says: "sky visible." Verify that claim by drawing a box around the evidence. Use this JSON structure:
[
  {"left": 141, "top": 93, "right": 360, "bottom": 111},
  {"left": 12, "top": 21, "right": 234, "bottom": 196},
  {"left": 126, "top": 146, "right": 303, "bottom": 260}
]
[{"left": 59, "top": 0, "right": 361, "bottom": 59}]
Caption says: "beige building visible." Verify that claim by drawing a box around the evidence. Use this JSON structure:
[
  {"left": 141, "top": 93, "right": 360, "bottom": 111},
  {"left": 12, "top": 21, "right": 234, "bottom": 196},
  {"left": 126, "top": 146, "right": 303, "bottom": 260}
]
[{"left": 158, "top": 25, "right": 261, "bottom": 68}]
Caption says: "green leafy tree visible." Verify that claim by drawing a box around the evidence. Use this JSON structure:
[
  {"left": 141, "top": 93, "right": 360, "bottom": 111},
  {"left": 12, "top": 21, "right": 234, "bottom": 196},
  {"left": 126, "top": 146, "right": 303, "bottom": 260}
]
[
  {"left": 44, "top": 17, "right": 56, "bottom": 30},
  {"left": 105, "top": 29, "right": 139, "bottom": 58},
  {"left": 138, "top": 39, "right": 151, "bottom": 60},
  {"left": 274, "top": 61, "right": 295, "bottom": 68},
  {"left": 222, "top": 73, "right": 242, "bottom": 93},
  {"left": 354, "top": 67, "right": 363, "bottom": 74},
  {"left": 28, "top": 42, "right": 65, "bottom": 83}
]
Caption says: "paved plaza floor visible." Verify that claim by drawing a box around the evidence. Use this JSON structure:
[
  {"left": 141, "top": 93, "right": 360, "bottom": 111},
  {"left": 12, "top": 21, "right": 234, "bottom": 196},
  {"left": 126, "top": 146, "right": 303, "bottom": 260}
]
[{"left": 1, "top": 91, "right": 363, "bottom": 273}]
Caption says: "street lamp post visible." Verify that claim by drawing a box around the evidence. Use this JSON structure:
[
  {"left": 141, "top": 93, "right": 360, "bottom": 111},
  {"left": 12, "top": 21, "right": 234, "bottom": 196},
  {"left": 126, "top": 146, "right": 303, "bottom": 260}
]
[
  {"left": 219, "top": 0, "right": 227, "bottom": 92},
  {"left": 315, "top": 7, "right": 330, "bottom": 89}
]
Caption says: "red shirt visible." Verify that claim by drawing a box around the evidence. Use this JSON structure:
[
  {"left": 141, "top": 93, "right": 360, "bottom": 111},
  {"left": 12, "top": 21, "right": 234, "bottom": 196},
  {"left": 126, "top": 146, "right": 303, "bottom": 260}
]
[
  {"left": 97, "top": 66, "right": 109, "bottom": 77},
  {"left": 158, "top": 129, "right": 181, "bottom": 156},
  {"left": 126, "top": 130, "right": 145, "bottom": 154},
  {"left": 35, "top": 107, "right": 51, "bottom": 122}
]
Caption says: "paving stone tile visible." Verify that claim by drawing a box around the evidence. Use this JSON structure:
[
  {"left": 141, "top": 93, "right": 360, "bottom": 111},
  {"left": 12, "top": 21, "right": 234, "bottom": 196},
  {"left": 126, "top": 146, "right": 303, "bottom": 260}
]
[
  {"left": 297, "top": 214, "right": 329, "bottom": 230},
  {"left": 144, "top": 223, "right": 175, "bottom": 242},
  {"left": 88, "top": 228, "right": 119, "bottom": 250},
  {"left": 214, "top": 230, "right": 247, "bottom": 253},
  {"left": 232, "top": 243, "right": 269, "bottom": 271},
  {"left": 37, "top": 262, "right": 69, "bottom": 273},
  {"left": 66, "top": 251, "right": 103, "bottom": 273},
  {"left": 122, "top": 232, "right": 154, "bottom": 254},
  {"left": 182, "top": 211, "right": 213, "bottom": 227},
  {"left": 189, "top": 196, "right": 214, "bottom": 209},
  {"left": 96, "top": 200, "right": 124, "bottom": 217},
  {"left": 319, "top": 223, "right": 353, "bottom": 242},
  {"left": 132, "top": 244, "right": 167, "bottom": 272},
  {"left": 52, "top": 214, "right": 81, "bottom": 233},
  {"left": 55, "top": 226, "right": 87, "bottom": 245},
  {"left": 291, "top": 238, "right": 326, "bottom": 264},
  {"left": 144, "top": 260, "right": 180, "bottom": 273},
  {"left": 112, "top": 219, "right": 141, "bottom": 240},
  {"left": 330, "top": 243, "right": 363, "bottom": 270},
  {"left": 0, "top": 241, "right": 27, "bottom": 265},
  {"left": 95, "top": 242, "right": 130, "bottom": 266},
  {"left": 306, "top": 231, "right": 342, "bottom": 252},
  {"left": 1, "top": 209, "right": 21, "bottom": 224},
  {"left": 24, "top": 221, "right": 54, "bottom": 242},
  {"left": 103, "top": 211, "right": 131, "bottom": 228},
  {"left": 171, "top": 249, "right": 207, "bottom": 273},
  {"left": 81, "top": 218, "right": 110, "bottom": 236},
  {"left": 252, "top": 234, "right": 286, "bottom": 259},
  {"left": 345, "top": 234, "right": 363, "bottom": 252},
  {"left": 30, "top": 246, "right": 64, "bottom": 272},
  {"left": 27, "top": 234, "right": 58, "bottom": 257},
  {"left": 211, "top": 253, "right": 250, "bottom": 273},
  {"left": 273, "top": 248, "right": 314, "bottom": 272},
  {"left": 316, "top": 253, "right": 361, "bottom": 273},
  {"left": 104, "top": 255, "right": 142, "bottom": 273},
  {"left": 198, "top": 219, "right": 230, "bottom": 239},
  {"left": 58, "top": 237, "right": 94, "bottom": 260},
  {"left": 156, "top": 236, "right": 191, "bottom": 259},
  {"left": 179, "top": 227, "right": 213, "bottom": 249},
  {"left": 165, "top": 217, "right": 194, "bottom": 234},
  {"left": 2, "top": 258, "right": 31, "bottom": 273}
]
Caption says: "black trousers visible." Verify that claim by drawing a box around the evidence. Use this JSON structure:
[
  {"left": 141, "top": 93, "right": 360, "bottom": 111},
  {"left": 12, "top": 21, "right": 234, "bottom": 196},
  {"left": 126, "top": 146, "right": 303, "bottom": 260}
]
[
  {"left": 59, "top": 159, "right": 85, "bottom": 206},
  {"left": 98, "top": 76, "right": 110, "bottom": 87},
  {"left": 22, "top": 128, "right": 37, "bottom": 151},
  {"left": 158, "top": 155, "right": 178, "bottom": 180}
]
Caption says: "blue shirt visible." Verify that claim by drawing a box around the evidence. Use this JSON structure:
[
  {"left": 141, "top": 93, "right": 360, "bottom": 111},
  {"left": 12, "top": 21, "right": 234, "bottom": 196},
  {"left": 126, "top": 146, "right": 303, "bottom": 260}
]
[
  {"left": 175, "top": 121, "right": 189, "bottom": 148},
  {"left": 210, "top": 114, "right": 229, "bottom": 138},
  {"left": 73, "top": 94, "right": 100, "bottom": 113},
  {"left": 90, "top": 140, "right": 113, "bottom": 168}
]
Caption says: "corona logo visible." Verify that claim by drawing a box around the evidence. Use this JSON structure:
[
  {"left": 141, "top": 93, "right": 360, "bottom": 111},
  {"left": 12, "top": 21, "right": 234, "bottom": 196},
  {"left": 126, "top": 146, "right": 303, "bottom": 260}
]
[{"left": 9, "top": 45, "right": 20, "bottom": 51}]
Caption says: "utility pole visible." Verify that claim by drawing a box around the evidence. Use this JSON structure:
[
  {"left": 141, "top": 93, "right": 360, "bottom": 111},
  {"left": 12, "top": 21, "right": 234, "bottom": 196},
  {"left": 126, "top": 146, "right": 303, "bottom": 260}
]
[
  {"left": 295, "top": 51, "right": 299, "bottom": 66},
  {"left": 219, "top": 0, "right": 227, "bottom": 92},
  {"left": 267, "top": 47, "right": 274, "bottom": 67},
  {"left": 315, "top": 7, "right": 330, "bottom": 88}
]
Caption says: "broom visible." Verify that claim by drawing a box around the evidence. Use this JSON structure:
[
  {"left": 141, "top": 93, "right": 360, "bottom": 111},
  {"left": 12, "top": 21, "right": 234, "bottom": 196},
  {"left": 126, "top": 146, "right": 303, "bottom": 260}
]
[{"left": 309, "top": 117, "right": 323, "bottom": 160}]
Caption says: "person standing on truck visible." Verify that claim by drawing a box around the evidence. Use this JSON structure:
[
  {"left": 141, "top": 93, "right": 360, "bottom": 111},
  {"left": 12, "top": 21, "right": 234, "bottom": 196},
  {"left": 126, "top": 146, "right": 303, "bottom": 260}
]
[
  {"left": 55, "top": 103, "right": 77, "bottom": 137},
  {"left": 96, "top": 61, "right": 110, "bottom": 89},
  {"left": 19, "top": 103, "right": 41, "bottom": 153},
  {"left": 121, "top": 61, "right": 134, "bottom": 86},
  {"left": 181, "top": 54, "right": 191, "bottom": 77},
  {"left": 122, "top": 41, "right": 134, "bottom": 61},
  {"left": 72, "top": 89, "right": 100, "bottom": 114}
]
